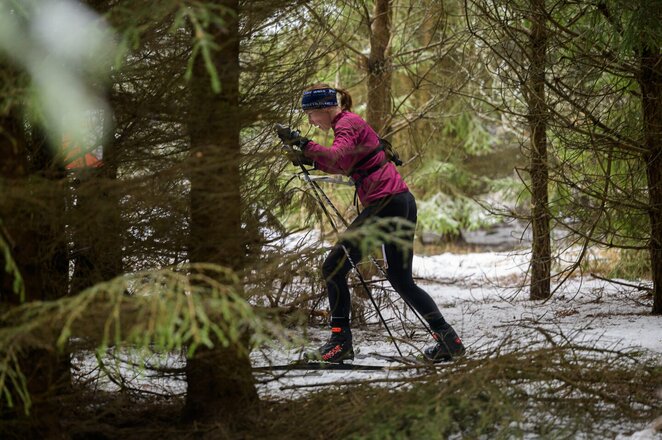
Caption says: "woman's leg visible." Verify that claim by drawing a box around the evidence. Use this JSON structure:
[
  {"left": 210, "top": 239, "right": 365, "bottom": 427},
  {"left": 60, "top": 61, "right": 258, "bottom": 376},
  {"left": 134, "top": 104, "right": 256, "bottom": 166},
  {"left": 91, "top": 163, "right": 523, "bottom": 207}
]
[
  {"left": 321, "top": 205, "right": 374, "bottom": 326},
  {"left": 385, "top": 245, "right": 448, "bottom": 330},
  {"left": 306, "top": 209, "right": 372, "bottom": 362},
  {"left": 377, "top": 192, "right": 465, "bottom": 361},
  {"left": 379, "top": 192, "right": 447, "bottom": 330},
  {"left": 322, "top": 241, "right": 362, "bottom": 328}
]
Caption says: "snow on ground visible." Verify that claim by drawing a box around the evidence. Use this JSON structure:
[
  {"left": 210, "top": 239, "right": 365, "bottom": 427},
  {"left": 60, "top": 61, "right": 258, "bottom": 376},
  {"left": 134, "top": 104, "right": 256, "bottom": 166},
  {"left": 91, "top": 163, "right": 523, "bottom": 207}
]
[
  {"left": 251, "top": 252, "right": 660, "bottom": 399},
  {"left": 71, "top": 246, "right": 662, "bottom": 438},
  {"left": 412, "top": 250, "right": 661, "bottom": 355},
  {"left": 249, "top": 248, "right": 662, "bottom": 438},
  {"left": 413, "top": 249, "right": 532, "bottom": 283}
]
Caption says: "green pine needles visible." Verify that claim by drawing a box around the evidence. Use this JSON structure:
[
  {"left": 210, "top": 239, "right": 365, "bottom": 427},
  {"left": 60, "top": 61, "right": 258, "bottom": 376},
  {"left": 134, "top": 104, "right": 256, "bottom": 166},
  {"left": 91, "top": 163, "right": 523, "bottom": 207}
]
[
  {"left": 0, "top": 220, "right": 25, "bottom": 302},
  {"left": 0, "top": 263, "right": 290, "bottom": 414}
]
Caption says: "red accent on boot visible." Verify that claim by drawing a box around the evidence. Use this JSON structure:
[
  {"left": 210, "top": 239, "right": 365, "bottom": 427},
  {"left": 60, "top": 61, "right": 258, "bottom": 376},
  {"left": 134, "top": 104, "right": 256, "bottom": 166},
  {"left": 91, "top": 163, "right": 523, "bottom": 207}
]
[{"left": 323, "top": 344, "right": 342, "bottom": 361}]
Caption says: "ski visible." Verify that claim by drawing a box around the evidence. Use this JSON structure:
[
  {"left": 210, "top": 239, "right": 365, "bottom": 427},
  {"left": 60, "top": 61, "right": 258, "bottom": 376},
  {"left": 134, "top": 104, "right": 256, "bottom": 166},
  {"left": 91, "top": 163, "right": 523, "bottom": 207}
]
[
  {"left": 365, "top": 353, "right": 450, "bottom": 367},
  {"left": 252, "top": 356, "right": 444, "bottom": 372},
  {"left": 253, "top": 360, "right": 393, "bottom": 372}
]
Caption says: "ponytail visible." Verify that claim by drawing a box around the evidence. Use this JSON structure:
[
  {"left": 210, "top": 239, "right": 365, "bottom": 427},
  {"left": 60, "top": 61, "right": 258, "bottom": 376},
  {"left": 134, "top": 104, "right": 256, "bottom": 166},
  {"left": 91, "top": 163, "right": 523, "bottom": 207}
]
[
  {"left": 304, "top": 82, "right": 353, "bottom": 112},
  {"left": 336, "top": 87, "right": 353, "bottom": 112}
]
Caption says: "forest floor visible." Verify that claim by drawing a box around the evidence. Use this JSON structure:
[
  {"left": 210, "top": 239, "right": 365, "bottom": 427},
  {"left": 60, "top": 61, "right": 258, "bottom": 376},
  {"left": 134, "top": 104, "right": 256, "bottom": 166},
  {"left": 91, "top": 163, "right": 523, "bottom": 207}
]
[
  {"left": 252, "top": 248, "right": 660, "bottom": 391},
  {"left": 251, "top": 247, "right": 661, "bottom": 439},
  {"left": 72, "top": 244, "right": 662, "bottom": 439}
]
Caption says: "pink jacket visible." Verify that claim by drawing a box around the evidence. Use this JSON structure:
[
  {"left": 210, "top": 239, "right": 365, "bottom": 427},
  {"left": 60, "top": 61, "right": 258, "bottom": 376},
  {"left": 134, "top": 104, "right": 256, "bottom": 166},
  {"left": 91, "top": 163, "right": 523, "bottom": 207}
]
[{"left": 303, "top": 111, "right": 409, "bottom": 206}]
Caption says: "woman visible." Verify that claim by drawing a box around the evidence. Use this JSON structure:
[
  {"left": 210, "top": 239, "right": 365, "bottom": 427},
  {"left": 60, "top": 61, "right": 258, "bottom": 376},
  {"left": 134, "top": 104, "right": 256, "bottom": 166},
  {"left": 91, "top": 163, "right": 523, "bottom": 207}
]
[{"left": 279, "top": 83, "right": 465, "bottom": 363}]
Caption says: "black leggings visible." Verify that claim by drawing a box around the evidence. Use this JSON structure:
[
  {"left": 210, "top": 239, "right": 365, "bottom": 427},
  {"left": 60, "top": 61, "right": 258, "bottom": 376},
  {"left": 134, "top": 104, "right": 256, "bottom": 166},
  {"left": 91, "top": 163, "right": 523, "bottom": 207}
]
[{"left": 322, "top": 191, "right": 446, "bottom": 330}]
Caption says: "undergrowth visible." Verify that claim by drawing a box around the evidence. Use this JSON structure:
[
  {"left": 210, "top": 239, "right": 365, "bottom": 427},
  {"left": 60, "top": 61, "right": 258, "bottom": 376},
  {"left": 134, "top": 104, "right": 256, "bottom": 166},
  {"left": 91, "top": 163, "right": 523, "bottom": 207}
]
[
  {"left": 258, "top": 345, "right": 660, "bottom": 439},
  {"left": 54, "top": 342, "right": 661, "bottom": 440}
]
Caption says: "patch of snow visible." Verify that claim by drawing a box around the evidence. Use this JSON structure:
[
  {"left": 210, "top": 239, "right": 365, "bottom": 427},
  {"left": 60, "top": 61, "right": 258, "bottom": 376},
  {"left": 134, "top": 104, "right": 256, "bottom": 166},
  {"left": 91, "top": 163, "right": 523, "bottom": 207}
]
[
  {"left": 412, "top": 249, "right": 530, "bottom": 283},
  {"left": 616, "top": 427, "right": 662, "bottom": 440}
]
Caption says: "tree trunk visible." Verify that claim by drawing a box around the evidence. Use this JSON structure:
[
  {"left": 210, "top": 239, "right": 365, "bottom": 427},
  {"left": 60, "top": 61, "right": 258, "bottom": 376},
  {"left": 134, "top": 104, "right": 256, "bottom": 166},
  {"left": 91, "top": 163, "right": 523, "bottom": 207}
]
[
  {"left": 639, "top": 46, "right": 662, "bottom": 314},
  {"left": 98, "top": 101, "right": 123, "bottom": 281},
  {"left": 0, "top": 108, "right": 29, "bottom": 303},
  {"left": 27, "top": 127, "right": 69, "bottom": 302},
  {"left": 69, "top": 100, "right": 122, "bottom": 294},
  {"left": 0, "top": 104, "right": 70, "bottom": 435},
  {"left": 526, "top": 0, "right": 551, "bottom": 300},
  {"left": 183, "top": 0, "right": 258, "bottom": 423},
  {"left": 367, "top": 0, "right": 393, "bottom": 136}
]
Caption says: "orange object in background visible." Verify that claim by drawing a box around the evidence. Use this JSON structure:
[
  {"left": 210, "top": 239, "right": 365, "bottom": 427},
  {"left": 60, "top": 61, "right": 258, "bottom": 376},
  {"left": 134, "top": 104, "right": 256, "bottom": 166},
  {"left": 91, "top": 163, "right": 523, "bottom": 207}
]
[{"left": 62, "top": 135, "right": 103, "bottom": 170}]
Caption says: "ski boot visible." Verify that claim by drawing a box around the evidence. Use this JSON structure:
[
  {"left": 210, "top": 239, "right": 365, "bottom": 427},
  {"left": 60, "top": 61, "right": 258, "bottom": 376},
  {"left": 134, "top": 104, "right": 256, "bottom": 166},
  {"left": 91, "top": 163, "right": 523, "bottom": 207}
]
[
  {"left": 304, "top": 326, "right": 354, "bottom": 363},
  {"left": 423, "top": 324, "right": 466, "bottom": 362}
]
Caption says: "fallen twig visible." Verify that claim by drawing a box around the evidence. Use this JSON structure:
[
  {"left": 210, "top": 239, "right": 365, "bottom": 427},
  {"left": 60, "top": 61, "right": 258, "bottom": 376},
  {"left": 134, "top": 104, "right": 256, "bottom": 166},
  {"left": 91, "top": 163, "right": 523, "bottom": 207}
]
[{"left": 590, "top": 273, "right": 653, "bottom": 293}]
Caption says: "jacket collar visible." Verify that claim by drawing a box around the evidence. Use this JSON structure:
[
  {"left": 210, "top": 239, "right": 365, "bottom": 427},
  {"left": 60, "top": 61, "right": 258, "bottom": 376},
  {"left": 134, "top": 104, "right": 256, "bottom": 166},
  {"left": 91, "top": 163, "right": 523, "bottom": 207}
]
[{"left": 331, "top": 110, "right": 346, "bottom": 127}]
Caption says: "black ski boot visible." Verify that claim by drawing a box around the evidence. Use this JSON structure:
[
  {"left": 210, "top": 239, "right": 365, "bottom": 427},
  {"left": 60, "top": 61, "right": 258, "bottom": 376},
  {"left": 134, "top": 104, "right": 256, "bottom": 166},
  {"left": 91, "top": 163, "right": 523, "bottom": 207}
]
[
  {"left": 304, "top": 326, "right": 354, "bottom": 363},
  {"left": 423, "top": 324, "right": 465, "bottom": 362}
]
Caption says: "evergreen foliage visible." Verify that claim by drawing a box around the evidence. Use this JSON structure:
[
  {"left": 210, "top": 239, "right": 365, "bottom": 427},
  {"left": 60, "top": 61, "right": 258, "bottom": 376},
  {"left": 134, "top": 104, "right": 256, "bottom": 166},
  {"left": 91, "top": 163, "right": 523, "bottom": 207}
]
[
  {"left": 0, "top": 263, "right": 290, "bottom": 413},
  {"left": 0, "top": 0, "right": 659, "bottom": 436}
]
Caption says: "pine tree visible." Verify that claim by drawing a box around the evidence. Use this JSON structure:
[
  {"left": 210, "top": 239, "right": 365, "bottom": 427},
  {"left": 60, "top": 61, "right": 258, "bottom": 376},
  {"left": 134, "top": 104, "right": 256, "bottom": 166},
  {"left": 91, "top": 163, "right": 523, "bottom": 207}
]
[{"left": 183, "top": 0, "right": 259, "bottom": 422}]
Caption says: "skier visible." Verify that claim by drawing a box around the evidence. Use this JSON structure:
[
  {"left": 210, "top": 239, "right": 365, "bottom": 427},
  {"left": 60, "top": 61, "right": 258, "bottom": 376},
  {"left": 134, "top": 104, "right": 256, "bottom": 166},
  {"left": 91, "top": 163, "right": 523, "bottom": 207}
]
[{"left": 277, "top": 83, "right": 466, "bottom": 363}]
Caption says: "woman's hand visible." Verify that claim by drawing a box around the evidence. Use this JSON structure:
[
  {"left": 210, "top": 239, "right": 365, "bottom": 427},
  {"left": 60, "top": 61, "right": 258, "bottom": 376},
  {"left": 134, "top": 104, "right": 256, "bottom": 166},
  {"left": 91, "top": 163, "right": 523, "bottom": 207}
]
[
  {"left": 284, "top": 149, "right": 313, "bottom": 167},
  {"left": 275, "top": 125, "right": 310, "bottom": 149}
]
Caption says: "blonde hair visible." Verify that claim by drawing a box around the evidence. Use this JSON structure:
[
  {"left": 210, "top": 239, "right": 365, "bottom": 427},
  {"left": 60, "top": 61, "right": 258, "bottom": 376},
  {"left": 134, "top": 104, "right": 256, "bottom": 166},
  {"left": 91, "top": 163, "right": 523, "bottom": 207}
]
[{"left": 305, "top": 83, "right": 353, "bottom": 112}]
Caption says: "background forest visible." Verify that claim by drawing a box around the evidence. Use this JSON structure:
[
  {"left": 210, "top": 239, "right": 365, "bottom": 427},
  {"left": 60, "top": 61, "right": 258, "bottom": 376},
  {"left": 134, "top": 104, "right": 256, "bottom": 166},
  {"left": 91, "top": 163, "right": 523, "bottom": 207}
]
[{"left": 0, "top": 0, "right": 660, "bottom": 438}]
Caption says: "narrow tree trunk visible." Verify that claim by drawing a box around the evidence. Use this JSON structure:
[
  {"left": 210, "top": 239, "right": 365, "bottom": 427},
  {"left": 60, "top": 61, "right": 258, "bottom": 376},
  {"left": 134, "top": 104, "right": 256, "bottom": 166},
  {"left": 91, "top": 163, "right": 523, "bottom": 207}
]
[
  {"left": 183, "top": 0, "right": 257, "bottom": 422},
  {"left": 639, "top": 46, "right": 662, "bottom": 314},
  {"left": 367, "top": 0, "right": 392, "bottom": 135},
  {"left": 527, "top": 0, "right": 551, "bottom": 300},
  {"left": 98, "top": 102, "right": 123, "bottom": 281},
  {"left": 69, "top": 102, "right": 122, "bottom": 294},
  {"left": 411, "top": 2, "right": 436, "bottom": 145}
]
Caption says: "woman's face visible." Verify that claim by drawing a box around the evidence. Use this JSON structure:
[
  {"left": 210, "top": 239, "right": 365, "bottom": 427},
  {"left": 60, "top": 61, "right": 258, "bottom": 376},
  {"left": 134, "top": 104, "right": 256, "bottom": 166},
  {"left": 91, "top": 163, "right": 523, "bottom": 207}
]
[{"left": 305, "top": 107, "right": 337, "bottom": 131}]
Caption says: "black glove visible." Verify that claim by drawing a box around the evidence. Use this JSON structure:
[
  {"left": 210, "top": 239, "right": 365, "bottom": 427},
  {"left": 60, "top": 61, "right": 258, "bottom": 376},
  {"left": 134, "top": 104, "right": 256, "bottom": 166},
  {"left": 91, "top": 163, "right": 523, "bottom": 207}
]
[
  {"left": 275, "top": 125, "right": 310, "bottom": 149},
  {"left": 285, "top": 149, "right": 313, "bottom": 167}
]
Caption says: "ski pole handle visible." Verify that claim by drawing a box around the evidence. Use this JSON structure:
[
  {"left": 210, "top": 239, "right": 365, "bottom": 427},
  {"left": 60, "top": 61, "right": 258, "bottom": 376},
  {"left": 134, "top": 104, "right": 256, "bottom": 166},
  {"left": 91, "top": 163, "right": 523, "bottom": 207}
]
[
  {"left": 273, "top": 124, "right": 305, "bottom": 150},
  {"left": 274, "top": 124, "right": 293, "bottom": 145}
]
